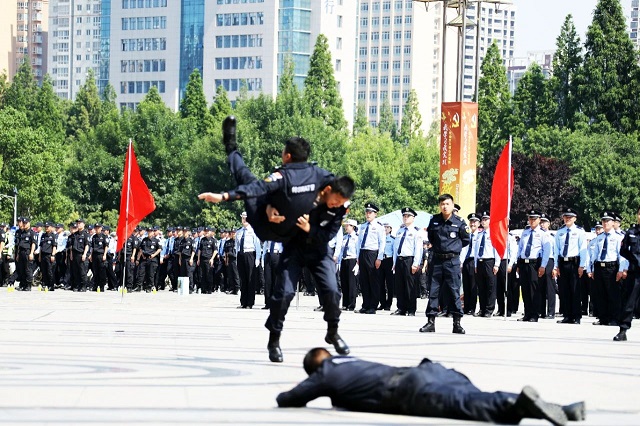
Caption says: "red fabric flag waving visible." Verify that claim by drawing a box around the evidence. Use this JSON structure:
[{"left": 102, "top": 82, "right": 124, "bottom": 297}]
[
  {"left": 116, "top": 141, "right": 156, "bottom": 252},
  {"left": 489, "top": 140, "right": 514, "bottom": 259}
]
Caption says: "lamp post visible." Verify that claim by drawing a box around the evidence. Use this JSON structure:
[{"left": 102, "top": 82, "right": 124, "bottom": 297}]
[{"left": 0, "top": 187, "right": 17, "bottom": 227}]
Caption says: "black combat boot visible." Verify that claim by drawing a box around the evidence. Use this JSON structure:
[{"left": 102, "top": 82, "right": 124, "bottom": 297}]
[
  {"left": 452, "top": 316, "right": 466, "bottom": 334},
  {"left": 613, "top": 328, "right": 627, "bottom": 341},
  {"left": 267, "top": 331, "right": 283, "bottom": 363},
  {"left": 222, "top": 116, "right": 237, "bottom": 154},
  {"left": 419, "top": 316, "right": 436, "bottom": 333},
  {"left": 325, "top": 327, "right": 350, "bottom": 355}
]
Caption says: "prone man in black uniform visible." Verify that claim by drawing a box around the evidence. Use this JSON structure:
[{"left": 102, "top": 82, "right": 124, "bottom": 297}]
[
  {"left": 39, "top": 222, "right": 58, "bottom": 291},
  {"left": 420, "top": 194, "right": 470, "bottom": 334},
  {"left": 277, "top": 348, "right": 585, "bottom": 426}
]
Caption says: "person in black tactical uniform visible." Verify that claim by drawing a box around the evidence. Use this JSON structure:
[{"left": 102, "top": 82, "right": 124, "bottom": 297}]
[
  {"left": 0, "top": 223, "right": 10, "bottom": 287},
  {"left": 277, "top": 348, "right": 586, "bottom": 426},
  {"left": 70, "top": 219, "right": 90, "bottom": 292},
  {"left": 170, "top": 227, "right": 184, "bottom": 291},
  {"left": 197, "top": 227, "right": 217, "bottom": 294},
  {"left": 199, "top": 116, "right": 354, "bottom": 363},
  {"left": 12, "top": 217, "right": 36, "bottom": 291},
  {"left": 223, "top": 229, "right": 239, "bottom": 295},
  {"left": 39, "top": 222, "right": 58, "bottom": 291},
  {"left": 178, "top": 228, "right": 196, "bottom": 293},
  {"left": 90, "top": 223, "right": 107, "bottom": 292},
  {"left": 136, "top": 226, "right": 161, "bottom": 292},
  {"left": 118, "top": 232, "right": 138, "bottom": 291}
]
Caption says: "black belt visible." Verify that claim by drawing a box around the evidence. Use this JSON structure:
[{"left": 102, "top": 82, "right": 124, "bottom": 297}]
[
  {"left": 596, "top": 261, "right": 618, "bottom": 268},
  {"left": 397, "top": 255, "right": 413, "bottom": 260},
  {"left": 519, "top": 258, "right": 540, "bottom": 264},
  {"left": 383, "top": 254, "right": 391, "bottom": 259},
  {"left": 477, "top": 258, "right": 494, "bottom": 263},
  {"left": 559, "top": 256, "right": 579, "bottom": 263},
  {"left": 435, "top": 252, "right": 456, "bottom": 259}
]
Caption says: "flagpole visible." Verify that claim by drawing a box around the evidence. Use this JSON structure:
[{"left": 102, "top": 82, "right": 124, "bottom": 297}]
[
  {"left": 504, "top": 136, "right": 512, "bottom": 321},
  {"left": 121, "top": 140, "right": 133, "bottom": 301}
]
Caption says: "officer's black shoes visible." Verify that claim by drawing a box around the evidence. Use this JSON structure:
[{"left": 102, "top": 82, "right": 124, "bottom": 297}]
[
  {"left": 407, "top": 312, "right": 415, "bottom": 316},
  {"left": 452, "top": 317, "right": 465, "bottom": 334},
  {"left": 314, "top": 305, "right": 324, "bottom": 312},
  {"left": 557, "top": 318, "right": 571, "bottom": 324},
  {"left": 512, "top": 386, "right": 568, "bottom": 426},
  {"left": 562, "top": 401, "right": 586, "bottom": 421},
  {"left": 391, "top": 310, "right": 406, "bottom": 316},
  {"left": 613, "top": 328, "right": 627, "bottom": 341},
  {"left": 268, "top": 332, "right": 283, "bottom": 363},
  {"left": 419, "top": 317, "right": 436, "bottom": 333},
  {"left": 325, "top": 329, "right": 350, "bottom": 355},
  {"left": 222, "top": 115, "right": 237, "bottom": 154}
]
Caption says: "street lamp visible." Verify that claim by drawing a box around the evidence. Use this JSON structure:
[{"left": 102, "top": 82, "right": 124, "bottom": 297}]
[{"left": 0, "top": 187, "right": 17, "bottom": 227}]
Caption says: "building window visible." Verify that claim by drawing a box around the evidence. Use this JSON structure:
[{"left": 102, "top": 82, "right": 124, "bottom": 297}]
[{"left": 335, "top": 59, "right": 341, "bottom": 72}]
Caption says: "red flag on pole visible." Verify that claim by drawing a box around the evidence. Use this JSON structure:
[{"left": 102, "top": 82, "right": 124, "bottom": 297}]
[
  {"left": 489, "top": 139, "right": 514, "bottom": 259},
  {"left": 116, "top": 140, "right": 156, "bottom": 252}
]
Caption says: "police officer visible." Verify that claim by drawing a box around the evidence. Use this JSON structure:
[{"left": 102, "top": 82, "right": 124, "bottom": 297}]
[
  {"left": 90, "top": 223, "right": 108, "bottom": 292},
  {"left": 137, "top": 226, "right": 161, "bottom": 292},
  {"left": 474, "top": 211, "right": 500, "bottom": 317},
  {"left": 379, "top": 223, "right": 395, "bottom": 311},
  {"left": 614, "top": 206, "right": 640, "bottom": 341},
  {"left": 587, "top": 211, "right": 628, "bottom": 326},
  {"left": 214, "top": 229, "right": 227, "bottom": 292},
  {"left": 62, "top": 222, "right": 77, "bottom": 290},
  {"left": 118, "top": 230, "right": 138, "bottom": 291},
  {"left": 0, "top": 223, "right": 9, "bottom": 286},
  {"left": 553, "top": 208, "right": 587, "bottom": 325},
  {"left": 54, "top": 224, "right": 67, "bottom": 288},
  {"left": 497, "top": 232, "right": 518, "bottom": 317},
  {"left": 461, "top": 213, "right": 480, "bottom": 315},
  {"left": 236, "top": 212, "right": 262, "bottom": 308},
  {"left": 170, "top": 226, "right": 184, "bottom": 291},
  {"left": 392, "top": 208, "right": 422, "bottom": 316},
  {"left": 356, "top": 202, "right": 385, "bottom": 314},
  {"left": 538, "top": 214, "right": 557, "bottom": 319},
  {"left": 39, "top": 222, "right": 57, "bottom": 291},
  {"left": 103, "top": 226, "right": 118, "bottom": 290},
  {"left": 262, "top": 239, "right": 283, "bottom": 309},
  {"left": 516, "top": 210, "right": 552, "bottom": 322},
  {"left": 420, "top": 194, "right": 470, "bottom": 334},
  {"left": 179, "top": 228, "right": 197, "bottom": 292},
  {"left": 14, "top": 217, "right": 36, "bottom": 291},
  {"left": 70, "top": 218, "right": 90, "bottom": 292},
  {"left": 157, "top": 227, "right": 174, "bottom": 291},
  {"left": 197, "top": 227, "right": 216, "bottom": 294},
  {"left": 224, "top": 229, "right": 239, "bottom": 294},
  {"left": 338, "top": 219, "right": 358, "bottom": 311}
]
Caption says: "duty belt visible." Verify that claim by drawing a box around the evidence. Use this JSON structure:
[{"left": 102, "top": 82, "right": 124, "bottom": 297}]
[
  {"left": 477, "top": 258, "right": 494, "bottom": 262},
  {"left": 596, "top": 261, "right": 618, "bottom": 268},
  {"left": 520, "top": 258, "right": 540, "bottom": 264},
  {"left": 435, "top": 252, "right": 456, "bottom": 259},
  {"left": 559, "top": 256, "right": 579, "bottom": 263}
]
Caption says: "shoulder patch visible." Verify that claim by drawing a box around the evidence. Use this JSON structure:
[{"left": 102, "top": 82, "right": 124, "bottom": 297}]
[
  {"left": 465, "top": 226, "right": 471, "bottom": 234},
  {"left": 264, "top": 171, "right": 283, "bottom": 183}
]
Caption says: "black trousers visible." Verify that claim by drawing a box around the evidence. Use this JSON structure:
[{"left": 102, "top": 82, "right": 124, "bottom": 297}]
[
  {"left": 213, "top": 258, "right": 225, "bottom": 291},
  {"left": 476, "top": 259, "right": 497, "bottom": 315},
  {"left": 40, "top": 254, "right": 55, "bottom": 290},
  {"left": 461, "top": 257, "right": 477, "bottom": 314},
  {"left": 558, "top": 258, "right": 582, "bottom": 321},
  {"left": 170, "top": 254, "right": 181, "bottom": 290},
  {"left": 264, "top": 252, "right": 280, "bottom": 306},
  {"left": 199, "top": 257, "right": 213, "bottom": 293},
  {"left": 225, "top": 257, "right": 239, "bottom": 293},
  {"left": 593, "top": 262, "right": 620, "bottom": 323},
  {"left": 495, "top": 259, "right": 509, "bottom": 314},
  {"left": 92, "top": 254, "right": 107, "bottom": 291},
  {"left": 156, "top": 256, "right": 170, "bottom": 290},
  {"left": 426, "top": 257, "right": 463, "bottom": 317},
  {"left": 395, "top": 256, "right": 418, "bottom": 314},
  {"left": 238, "top": 251, "right": 256, "bottom": 307},
  {"left": 507, "top": 266, "right": 520, "bottom": 314},
  {"left": 16, "top": 250, "right": 33, "bottom": 289},
  {"left": 358, "top": 250, "right": 380, "bottom": 311},
  {"left": 138, "top": 257, "right": 159, "bottom": 290},
  {"left": 580, "top": 274, "right": 591, "bottom": 315},
  {"left": 619, "top": 269, "right": 640, "bottom": 329},
  {"left": 0, "top": 256, "right": 9, "bottom": 286},
  {"left": 266, "top": 245, "right": 340, "bottom": 333},
  {"left": 179, "top": 259, "right": 195, "bottom": 291},
  {"left": 379, "top": 257, "right": 394, "bottom": 309},
  {"left": 518, "top": 259, "right": 542, "bottom": 320},
  {"left": 71, "top": 252, "right": 88, "bottom": 291},
  {"left": 539, "top": 259, "right": 556, "bottom": 317},
  {"left": 54, "top": 251, "right": 66, "bottom": 286},
  {"left": 340, "top": 258, "right": 357, "bottom": 309}
]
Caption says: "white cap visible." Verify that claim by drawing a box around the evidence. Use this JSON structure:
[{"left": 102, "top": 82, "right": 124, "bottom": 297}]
[{"left": 345, "top": 219, "right": 357, "bottom": 227}]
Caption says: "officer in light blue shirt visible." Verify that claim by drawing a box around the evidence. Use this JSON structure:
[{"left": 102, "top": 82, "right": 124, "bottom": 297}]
[
  {"left": 517, "top": 209, "right": 552, "bottom": 322},
  {"left": 392, "top": 208, "right": 422, "bottom": 316},
  {"left": 356, "top": 202, "right": 385, "bottom": 314},
  {"left": 236, "top": 212, "right": 262, "bottom": 308},
  {"left": 338, "top": 219, "right": 358, "bottom": 311},
  {"left": 473, "top": 211, "right": 500, "bottom": 317},
  {"left": 379, "top": 223, "right": 395, "bottom": 311}
]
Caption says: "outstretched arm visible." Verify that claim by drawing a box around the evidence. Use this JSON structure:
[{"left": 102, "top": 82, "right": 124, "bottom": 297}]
[{"left": 276, "top": 374, "right": 327, "bottom": 408}]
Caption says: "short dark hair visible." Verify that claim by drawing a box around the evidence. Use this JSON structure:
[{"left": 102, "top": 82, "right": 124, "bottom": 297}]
[
  {"left": 438, "top": 193, "right": 454, "bottom": 203},
  {"left": 330, "top": 176, "right": 355, "bottom": 200},
  {"left": 303, "top": 347, "right": 331, "bottom": 375},
  {"left": 284, "top": 137, "right": 310, "bottom": 162}
]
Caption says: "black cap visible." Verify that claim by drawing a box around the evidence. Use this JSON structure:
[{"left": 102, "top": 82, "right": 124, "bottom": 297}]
[
  {"left": 204, "top": 226, "right": 212, "bottom": 232},
  {"left": 540, "top": 213, "right": 550, "bottom": 222},
  {"left": 601, "top": 211, "right": 615, "bottom": 221},
  {"left": 400, "top": 207, "right": 417, "bottom": 217},
  {"left": 364, "top": 202, "right": 379, "bottom": 213},
  {"left": 94, "top": 223, "right": 103, "bottom": 228},
  {"left": 87, "top": 225, "right": 94, "bottom": 230},
  {"left": 562, "top": 208, "right": 578, "bottom": 217},
  {"left": 526, "top": 209, "right": 542, "bottom": 218},
  {"left": 55, "top": 223, "right": 64, "bottom": 229},
  {"left": 22, "top": 216, "right": 31, "bottom": 223},
  {"left": 69, "top": 222, "right": 77, "bottom": 228},
  {"left": 467, "top": 213, "right": 480, "bottom": 222},
  {"left": 175, "top": 226, "right": 183, "bottom": 231},
  {"left": 35, "top": 222, "right": 44, "bottom": 227},
  {"left": 480, "top": 211, "right": 490, "bottom": 219},
  {"left": 613, "top": 212, "right": 623, "bottom": 222},
  {"left": 454, "top": 204, "right": 461, "bottom": 212},
  {"left": 104, "top": 226, "right": 111, "bottom": 232},
  {"left": 76, "top": 218, "right": 85, "bottom": 223},
  {"left": 45, "top": 221, "right": 54, "bottom": 227}
]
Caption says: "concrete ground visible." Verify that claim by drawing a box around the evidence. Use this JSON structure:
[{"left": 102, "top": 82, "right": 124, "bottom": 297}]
[{"left": 0, "top": 289, "right": 639, "bottom": 425}]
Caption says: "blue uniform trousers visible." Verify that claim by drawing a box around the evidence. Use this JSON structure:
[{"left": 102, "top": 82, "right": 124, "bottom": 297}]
[{"left": 426, "top": 257, "right": 463, "bottom": 317}]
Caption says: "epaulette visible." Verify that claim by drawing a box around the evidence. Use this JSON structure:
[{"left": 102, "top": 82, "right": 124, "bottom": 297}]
[{"left": 414, "top": 226, "right": 420, "bottom": 231}]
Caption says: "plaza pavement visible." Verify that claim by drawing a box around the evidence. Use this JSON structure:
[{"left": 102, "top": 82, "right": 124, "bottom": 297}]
[{"left": 0, "top": 289, "right": 639, "bottom": 425}]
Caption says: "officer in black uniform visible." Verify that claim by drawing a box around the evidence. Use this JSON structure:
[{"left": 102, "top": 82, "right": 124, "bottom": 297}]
[
  {"left": 179, "top": 228, "right": 196, "bottom": 293},
  {"left": 39, "top": 222, "right": 57, "bottom": 291},
  {"left": 118, "top": 231, "right": 138, "bottom": 291},
  {"left": 197, "top": 227, "right": 216, "bottom": 294},
  {"left": 14, "top": 217, "right": 36, "bottom": 291},
  {"left": 62, "top": 222, "right": 76, "bottom": 290},
  {"left": 137, "top": 226, "right": 161, "bottom": 292},
  {"left": 0, "top": 223, "right": 9, "bottom": 286},
  {"left": 223, "top": 229, "right": 239, "bottom": 294},
  {"left": 90, "top": 223, "right": 107, "bottom": 292},
  {"left": 102, "top": 226, "right": 118, "bottom": 290},
  {"left": 170, "top": 227, "right": 183, "bottom": 291},
  {"left": 614, "top": 206, "right": 640, "bottom": 341},
  {"left": 277, "top": 348, "right": 585, "bottom": 425},
  {"left": 70, "top": 218, "right": 90, "bottom": 292},
  {"left": 420, "top": 194, "right": 470, "bottom": 334}
]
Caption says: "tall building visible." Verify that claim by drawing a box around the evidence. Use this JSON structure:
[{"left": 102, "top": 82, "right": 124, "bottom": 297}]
[
  {"left": 0, "top": 1, "right": 48, "bottom": 83},
  {"left": 48, "top": 0, "right": 102, "bottom": 100},
  {"left": 630, "top": 0, "right": 639, "bottom": 47},
  {"left": 507, "top": 50, "right": 554, "bottom": 94},
  {"left": 202, "top": 0, "right": 357, "bottom": 126}
]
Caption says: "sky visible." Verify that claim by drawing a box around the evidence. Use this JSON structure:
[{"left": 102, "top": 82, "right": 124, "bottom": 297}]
[{"left": 514, "top": 0, "right": 630, "bottom": 57}]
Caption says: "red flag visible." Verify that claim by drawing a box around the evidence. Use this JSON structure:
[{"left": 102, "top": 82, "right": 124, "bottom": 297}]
[
  {"left": 116, "top": 141, "right": 156, "bottom": 252},
  {"left": 489, "top": 140, "right": 514, "bottom": 258}
]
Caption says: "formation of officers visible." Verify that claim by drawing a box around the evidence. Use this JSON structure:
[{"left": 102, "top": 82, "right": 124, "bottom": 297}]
[{"left": 3, "top": 200, "right": 640, "bottom": 341}]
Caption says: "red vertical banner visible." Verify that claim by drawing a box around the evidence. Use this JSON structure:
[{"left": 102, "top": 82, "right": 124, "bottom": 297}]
[{"left": 440, "top": 102, "right": 478, "bottom": 217}]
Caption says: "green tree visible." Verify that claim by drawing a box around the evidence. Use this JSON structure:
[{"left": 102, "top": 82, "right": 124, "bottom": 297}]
[
  {"left": 511, "top": 63, "right": 555, "bottom": 136},
  {"left": 549, "top": 15, "right": 582, "bottom": 129},
  {"left": 67, "top": 69, "right": 103, "bottom": 138},
  {"left": 477, "top": 42, "right": 511, "bottom": 162},
  {"left": 3, "top": 60, "right": 37, "bottom": 117},
  {"left": 575, "top": 0, "right": 640, "bottom": 132},
  {"left": 353, "top": 102, "right": 369, "bottom": 136},
  {"left": 179, "top": 68, "right": 213, "bottom": 135},
  {"left": 0, "top": 71, "right": 9, "bottom": 108},
  {"left": 303, "top": 34, "right": 346, "bottom": 130},
  {"left": 398, "top": 89, "right": 423, "bottom": 144},
  {"left": 377, "top": 96, "right": 397, "bottom": 137},
  {"left": 35, "top": 75, "right": 65, "bottom": 137},
  {"left": 209, "top": 84, "right": 233, "bottom": 120}
]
